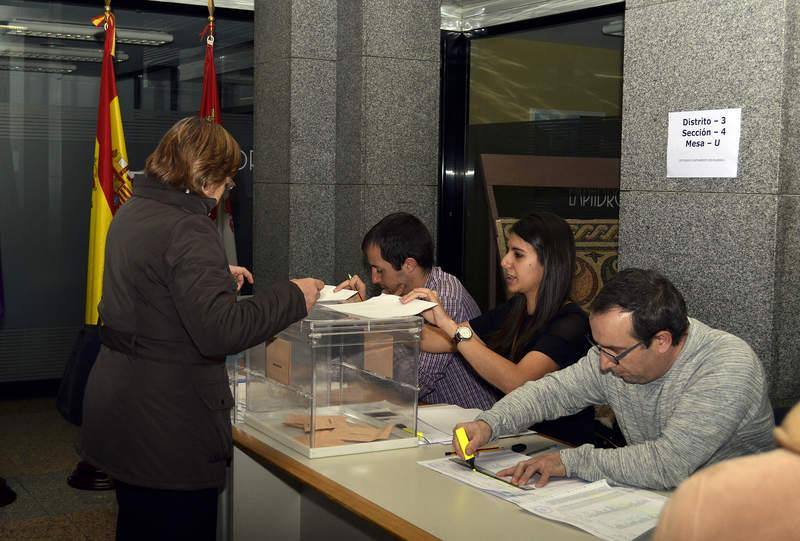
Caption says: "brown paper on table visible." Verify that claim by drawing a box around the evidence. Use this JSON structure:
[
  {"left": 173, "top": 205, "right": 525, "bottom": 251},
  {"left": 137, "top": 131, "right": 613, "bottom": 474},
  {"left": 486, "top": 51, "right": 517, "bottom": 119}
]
[
  {"left": 267, "top": 338, "right": 292, "bottom": 385},
  {"left": 282, "top": 413, "right": 306, "bottom": 428},
  {"left": 364, "top": 333, "right": 393, "bottom": 379},
  {"left": 292, "top": 420, "right": 394, "bottom": 447},
  {"left": 339, "top": 422, "right": 393, "bottom": 442},
  {"left": 295, "top": 429, "right": 348, "bottom": 448},
  {"left": 283, "top": 414, "right": 348, "bottom": 432}
]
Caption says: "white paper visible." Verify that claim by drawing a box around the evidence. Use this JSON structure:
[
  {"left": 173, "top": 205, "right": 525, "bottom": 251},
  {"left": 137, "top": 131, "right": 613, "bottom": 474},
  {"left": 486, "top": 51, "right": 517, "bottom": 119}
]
[
  {"left": 414, "top": 422, "right": 452, "bottom": 445},
  {"left": 419, "top": 450, "right": 666, "bottom": 541},
  {"left": 511, "top": 480, "right": 667, "bottom": 541},
  {"left": 417, "top": 404, "right": 483, "bottom": 444},
  {"left": 419, "top": 450, "right": 586, "bottom": 499},
  {"left": 318, "top": 285, "right": 358, "bottom": 302},
  {"left": 417, "top": 404, "right": 534, "bottom": 444},
  {"left": 324, "top": 293, "right": 436, "bottom": 319},
  {"left": 667, "top": 107, "right": 741, "bottom": 177}
]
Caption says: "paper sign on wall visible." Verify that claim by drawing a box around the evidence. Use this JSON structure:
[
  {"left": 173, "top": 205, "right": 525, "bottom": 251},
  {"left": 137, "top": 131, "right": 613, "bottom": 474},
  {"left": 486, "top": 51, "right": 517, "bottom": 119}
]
[{"left": 667, "top": 108, "right": 741, "bottom": 178}]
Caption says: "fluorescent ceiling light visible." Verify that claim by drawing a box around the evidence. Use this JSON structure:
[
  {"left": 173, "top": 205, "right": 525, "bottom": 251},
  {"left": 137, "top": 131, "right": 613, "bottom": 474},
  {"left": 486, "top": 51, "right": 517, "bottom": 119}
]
[
  {"left": 441, "top": 0, "right": 621, "bottom": 32},
  {"left": 145, "top": 0, "right": 622, "bottom": 33},
  {"left": 0, "top": 59, "right": 77, "bottom": 73},
  {"left": 2, "top": 20, "right": 173, "bottom": 46},
  {"left": 601, "top": 19, "right": 624, "bottom": 37},
  {"left": 0, "top": 43, "right": 129, "bottom": 62},
  {"left": 147, "top": 0, "right": 253, "bottom": 10}
]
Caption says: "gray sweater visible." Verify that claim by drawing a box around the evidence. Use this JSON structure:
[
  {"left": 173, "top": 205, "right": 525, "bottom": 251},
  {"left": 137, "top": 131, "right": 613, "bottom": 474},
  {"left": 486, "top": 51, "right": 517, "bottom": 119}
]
[{"left": 477, "top": 318, "right": 775, "bottom": 490}]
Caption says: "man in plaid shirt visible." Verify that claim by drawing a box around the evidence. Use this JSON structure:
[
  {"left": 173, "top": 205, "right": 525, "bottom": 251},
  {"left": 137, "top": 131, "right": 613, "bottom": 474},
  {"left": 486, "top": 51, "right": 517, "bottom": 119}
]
[{"left": 337, "top": 213, "right": 498, "bottom": 409}]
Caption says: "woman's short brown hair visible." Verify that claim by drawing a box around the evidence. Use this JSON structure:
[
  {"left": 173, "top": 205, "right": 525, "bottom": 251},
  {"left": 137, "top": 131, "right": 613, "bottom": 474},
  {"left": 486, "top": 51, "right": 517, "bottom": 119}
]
[{"left": 144, "top": 116, "right": 241, "bottom": 193}]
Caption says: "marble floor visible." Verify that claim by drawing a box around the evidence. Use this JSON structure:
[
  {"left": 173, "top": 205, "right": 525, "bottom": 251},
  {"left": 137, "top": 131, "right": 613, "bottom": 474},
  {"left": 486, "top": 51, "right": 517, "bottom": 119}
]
[{"left": 0, "top": 397, "right": 116, "bottom": 540}]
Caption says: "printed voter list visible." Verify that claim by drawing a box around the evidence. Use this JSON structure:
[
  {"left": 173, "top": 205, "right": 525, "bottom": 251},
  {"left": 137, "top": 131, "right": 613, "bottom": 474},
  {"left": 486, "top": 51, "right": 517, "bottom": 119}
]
[{"left": 666, "top": 108, "right": 741, "bottom": 178}]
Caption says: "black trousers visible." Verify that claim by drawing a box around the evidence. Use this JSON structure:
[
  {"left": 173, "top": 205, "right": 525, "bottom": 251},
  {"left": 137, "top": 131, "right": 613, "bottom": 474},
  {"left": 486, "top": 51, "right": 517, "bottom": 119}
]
[{"left": 115, "top": 480, "right": 219, "bottom": 541}]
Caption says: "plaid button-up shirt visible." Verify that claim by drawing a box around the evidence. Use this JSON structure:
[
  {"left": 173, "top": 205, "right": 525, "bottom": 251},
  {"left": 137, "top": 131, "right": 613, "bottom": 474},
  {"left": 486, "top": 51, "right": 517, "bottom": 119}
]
[{"left": 418, "top": 267, "right": 498, "bottom": 410}]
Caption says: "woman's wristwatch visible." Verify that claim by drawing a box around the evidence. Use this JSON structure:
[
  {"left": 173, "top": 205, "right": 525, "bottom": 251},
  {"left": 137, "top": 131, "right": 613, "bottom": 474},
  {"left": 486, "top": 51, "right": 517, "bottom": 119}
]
[{"left": 452, "top": 326, "right": 473, "bottom": 344}]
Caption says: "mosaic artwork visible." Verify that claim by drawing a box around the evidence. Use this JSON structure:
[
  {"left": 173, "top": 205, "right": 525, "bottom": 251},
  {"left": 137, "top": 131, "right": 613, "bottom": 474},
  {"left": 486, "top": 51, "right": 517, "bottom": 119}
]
[{"left": 495, "top": 218, "right": 619, "bottom": 311}]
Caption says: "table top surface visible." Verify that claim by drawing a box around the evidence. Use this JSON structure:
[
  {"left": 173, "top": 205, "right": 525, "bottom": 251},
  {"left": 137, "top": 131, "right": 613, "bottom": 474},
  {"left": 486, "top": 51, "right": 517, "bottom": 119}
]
[{"left": 233, "top": 423, "right": 597, "bottom": 541}]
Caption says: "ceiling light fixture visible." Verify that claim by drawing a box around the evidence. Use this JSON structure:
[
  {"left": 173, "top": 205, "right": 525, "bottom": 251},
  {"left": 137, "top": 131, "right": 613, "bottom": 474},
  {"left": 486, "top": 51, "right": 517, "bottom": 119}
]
[
  {"left": 0, "top": 43, "right": 129, "bottom": 63},
  {"left": 147, "top": 0, "right": 253, "bottom": 10},
  {"left": 0, "top": 59, "right": 77, "bottom": 74},
  {"left": 2, "top": 20, "right": 173, "bottom": 46},
  {"left": 601, "top": 20, "right": 624, "bottom": 37}
]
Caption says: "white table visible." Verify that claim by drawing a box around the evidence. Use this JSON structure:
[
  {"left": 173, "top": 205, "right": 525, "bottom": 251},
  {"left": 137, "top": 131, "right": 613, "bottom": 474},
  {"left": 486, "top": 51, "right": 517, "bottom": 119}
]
[{"left": 232, "top": 424, "right": 597, "bottom": 540}]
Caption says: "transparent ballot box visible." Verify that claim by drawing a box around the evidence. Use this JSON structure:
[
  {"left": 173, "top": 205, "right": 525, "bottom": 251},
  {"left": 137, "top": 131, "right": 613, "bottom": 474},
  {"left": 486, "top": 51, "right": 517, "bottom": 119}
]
[
  {"left": 225, "top": 350, "right": 247, "bottom": 424},
  {"left": 243, "top": 305, "right": 422, "bottom": 458}
]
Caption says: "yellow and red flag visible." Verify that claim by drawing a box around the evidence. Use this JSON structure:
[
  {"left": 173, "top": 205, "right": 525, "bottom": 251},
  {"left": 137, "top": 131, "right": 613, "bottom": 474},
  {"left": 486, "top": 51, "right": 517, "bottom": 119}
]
[{"left": 85, "top": 6, "right": 132, "bottom": 324}]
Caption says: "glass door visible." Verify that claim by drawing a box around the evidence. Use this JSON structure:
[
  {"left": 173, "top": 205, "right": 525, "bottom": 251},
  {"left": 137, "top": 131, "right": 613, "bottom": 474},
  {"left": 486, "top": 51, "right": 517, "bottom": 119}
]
[{"left": 440, "top": 4, "right": 625, "bottom": 310}]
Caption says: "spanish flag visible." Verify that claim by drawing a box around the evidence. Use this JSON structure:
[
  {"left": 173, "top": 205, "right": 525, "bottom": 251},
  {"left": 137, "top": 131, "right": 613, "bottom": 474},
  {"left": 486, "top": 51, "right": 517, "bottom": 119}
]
[{"left": 85, "top": 8, "right": 132, "bottom": 325}]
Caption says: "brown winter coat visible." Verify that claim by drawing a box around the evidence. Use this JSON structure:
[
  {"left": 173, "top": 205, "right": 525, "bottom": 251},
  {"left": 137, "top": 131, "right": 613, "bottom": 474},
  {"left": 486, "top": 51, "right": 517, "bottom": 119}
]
[{"left": 80, "top": 176, "right": 306, "bottom": 489}]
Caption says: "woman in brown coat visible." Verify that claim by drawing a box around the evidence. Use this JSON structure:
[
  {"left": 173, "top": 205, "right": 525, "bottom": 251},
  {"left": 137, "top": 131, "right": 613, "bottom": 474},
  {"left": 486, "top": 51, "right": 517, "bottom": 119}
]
[{"left": 80, "top": 117, "right": 322, "bottom": 540}]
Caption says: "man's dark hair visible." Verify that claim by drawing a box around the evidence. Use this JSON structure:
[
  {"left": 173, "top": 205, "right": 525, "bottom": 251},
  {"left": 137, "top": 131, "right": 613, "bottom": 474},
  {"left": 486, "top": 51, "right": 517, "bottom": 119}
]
[
  {"left": 591, "top": 268, "right": 689, "bottom": 346},
  {"left": 361, "top": 212, "right": 434, "bottom": 271}
]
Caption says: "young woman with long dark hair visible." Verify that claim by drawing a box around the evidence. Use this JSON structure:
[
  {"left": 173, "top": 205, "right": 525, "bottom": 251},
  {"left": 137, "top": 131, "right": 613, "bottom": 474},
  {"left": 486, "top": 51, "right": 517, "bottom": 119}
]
[{"left": 402, "top": 211, "right": 594, "bottom": 440}]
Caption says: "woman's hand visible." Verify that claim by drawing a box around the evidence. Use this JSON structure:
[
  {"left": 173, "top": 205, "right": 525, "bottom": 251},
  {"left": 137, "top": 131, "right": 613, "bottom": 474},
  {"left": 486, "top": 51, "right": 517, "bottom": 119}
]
[
  {"left": 229, "top": 265, "right": 254, "bottom": 291},
  {"left": 290, "top": 278, "right": 325, "bottom": 313},
  {"left": 401, "top": 288, "right": 453, "bottom": 329}
]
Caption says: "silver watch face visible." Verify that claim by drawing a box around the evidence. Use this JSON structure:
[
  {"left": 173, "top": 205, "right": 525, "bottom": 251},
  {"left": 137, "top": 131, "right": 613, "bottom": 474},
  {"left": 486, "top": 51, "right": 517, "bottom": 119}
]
[{"left": 456, "top": 326, "right": 472, "bottom": 341}]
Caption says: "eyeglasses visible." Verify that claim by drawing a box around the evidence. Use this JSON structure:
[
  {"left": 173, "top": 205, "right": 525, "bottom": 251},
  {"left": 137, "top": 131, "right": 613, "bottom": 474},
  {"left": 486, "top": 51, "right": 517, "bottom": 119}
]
[{"left": 585, "top": 334, "right": 644, "bottom": 365}]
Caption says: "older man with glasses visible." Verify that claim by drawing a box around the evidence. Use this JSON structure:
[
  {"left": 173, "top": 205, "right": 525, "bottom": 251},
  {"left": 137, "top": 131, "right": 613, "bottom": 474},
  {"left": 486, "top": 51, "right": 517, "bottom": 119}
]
[{"left": 453, "top": 268, "right": 775, "bottom": 491}]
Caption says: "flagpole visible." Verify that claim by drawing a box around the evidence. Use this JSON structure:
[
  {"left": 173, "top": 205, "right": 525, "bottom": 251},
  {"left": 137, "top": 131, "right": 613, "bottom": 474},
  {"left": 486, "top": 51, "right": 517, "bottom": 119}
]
[
  {"left": 200, "top": 0, "right": 219, "bottom": 123},
  {"left": 61, "top": 0, "right": 129, "bottom": 492},
  {"left": 208, "top": 0, "right": 214, "bottom": 40},
  {"left": 198, "top": 0, "right": 237, "bottom": 267}
]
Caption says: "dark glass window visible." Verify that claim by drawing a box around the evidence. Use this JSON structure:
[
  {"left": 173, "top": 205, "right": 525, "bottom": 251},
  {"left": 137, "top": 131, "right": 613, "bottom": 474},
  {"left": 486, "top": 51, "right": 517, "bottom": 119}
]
[
  {"left": 459, "top": 11, "right": 624, "bottom": 309},
  {"left": 0, "top": 0, "right": 253, "bottom": 381}
]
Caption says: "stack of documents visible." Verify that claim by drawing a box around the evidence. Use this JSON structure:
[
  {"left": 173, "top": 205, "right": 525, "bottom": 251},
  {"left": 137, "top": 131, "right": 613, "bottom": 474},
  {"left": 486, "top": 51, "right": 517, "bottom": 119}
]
[
  {"left": 417, "top": 404, "right": 483, "bottom": 444},
  {"left": 417, "top": 404, "right": 534, "bottom": 444},
  {"left": 419, "top": 448, "right": 666, "bottom": 541},
  {"left": 317, "top": 285, "right": 358, "bottom": 303},
  {"left": 510, "top": 479, "right": 665, "bottom": 541},
  {"left": 420, "top": 448, "right": 577, "bottom": 497}
]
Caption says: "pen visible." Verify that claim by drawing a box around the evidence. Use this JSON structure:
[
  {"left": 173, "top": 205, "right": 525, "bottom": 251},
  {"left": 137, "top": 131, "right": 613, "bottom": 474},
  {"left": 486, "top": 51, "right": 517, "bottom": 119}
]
[
  {"left": 444, "top": 446, "right": 501, "bottom": 456},
  {"left": 347, "top": 273, "right": 364, "bottom": 301}
]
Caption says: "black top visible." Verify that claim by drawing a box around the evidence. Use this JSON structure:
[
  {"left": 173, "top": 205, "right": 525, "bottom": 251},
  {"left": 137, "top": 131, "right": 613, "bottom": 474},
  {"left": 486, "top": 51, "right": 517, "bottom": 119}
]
[
  {"left": 470, "top": 298, "right": 597, "bottom": 446},
  {"left": 470, "top": 300, "right": 589, "bottom": 367}
]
